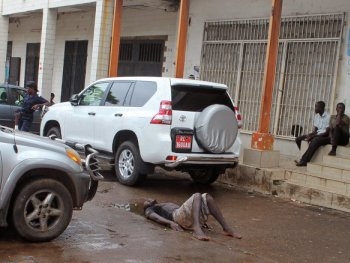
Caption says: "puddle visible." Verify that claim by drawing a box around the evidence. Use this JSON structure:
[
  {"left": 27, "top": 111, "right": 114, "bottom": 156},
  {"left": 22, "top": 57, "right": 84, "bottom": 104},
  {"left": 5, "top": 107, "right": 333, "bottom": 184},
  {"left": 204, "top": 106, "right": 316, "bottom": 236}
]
[{"left": 110, "top": 202, "right": 145, "bottom": 216}]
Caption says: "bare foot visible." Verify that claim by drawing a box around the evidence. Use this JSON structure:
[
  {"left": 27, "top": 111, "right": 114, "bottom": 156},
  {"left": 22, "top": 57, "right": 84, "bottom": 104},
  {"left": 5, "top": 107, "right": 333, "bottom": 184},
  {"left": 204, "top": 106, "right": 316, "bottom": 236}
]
[
  {"left": 193, "top": 232, "right": 210, "bottom": 241},
  {"left": 223, "top": 229, "right": 242, "bottom": 239}
]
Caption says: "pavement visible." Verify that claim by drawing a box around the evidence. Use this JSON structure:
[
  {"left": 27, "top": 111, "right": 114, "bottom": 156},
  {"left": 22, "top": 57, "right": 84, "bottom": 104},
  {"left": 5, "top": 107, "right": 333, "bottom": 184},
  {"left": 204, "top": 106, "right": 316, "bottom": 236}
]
[{"left": 1, "top": 170, "right": 350, "bottom": 263}]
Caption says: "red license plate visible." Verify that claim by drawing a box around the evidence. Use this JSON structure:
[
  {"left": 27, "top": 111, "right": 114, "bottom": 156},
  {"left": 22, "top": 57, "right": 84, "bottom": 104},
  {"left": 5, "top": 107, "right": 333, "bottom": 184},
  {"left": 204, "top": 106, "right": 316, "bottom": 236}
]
[{"left": 175, "top": 135, "right": 192, "bottom": 149}]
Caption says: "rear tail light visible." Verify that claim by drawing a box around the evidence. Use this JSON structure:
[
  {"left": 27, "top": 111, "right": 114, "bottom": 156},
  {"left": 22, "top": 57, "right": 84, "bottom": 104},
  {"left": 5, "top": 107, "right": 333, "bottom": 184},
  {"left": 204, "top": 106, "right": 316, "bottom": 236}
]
[
  {"left": 166, "top": 155, "right": 177, "bottom": 161},
  {"left": 150, "top": 100, "right": 172, "bottom": 125},
  {"left": 234, "top": 106, "right": 243, "bottom": 129}
]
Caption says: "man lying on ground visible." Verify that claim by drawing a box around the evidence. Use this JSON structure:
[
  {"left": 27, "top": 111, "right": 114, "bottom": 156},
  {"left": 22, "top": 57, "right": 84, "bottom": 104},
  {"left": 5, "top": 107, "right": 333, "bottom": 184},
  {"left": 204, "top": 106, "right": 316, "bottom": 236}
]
[{"left": 143, "top": 192, "right": 242, "bottom": 241}]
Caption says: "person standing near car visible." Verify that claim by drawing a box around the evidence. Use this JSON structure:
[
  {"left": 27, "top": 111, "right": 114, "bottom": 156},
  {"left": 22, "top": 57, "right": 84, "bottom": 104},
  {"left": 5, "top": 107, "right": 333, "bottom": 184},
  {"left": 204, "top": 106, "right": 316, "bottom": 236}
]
[{"left": 15, "top": 81, "right": 50, "bottom": 132}]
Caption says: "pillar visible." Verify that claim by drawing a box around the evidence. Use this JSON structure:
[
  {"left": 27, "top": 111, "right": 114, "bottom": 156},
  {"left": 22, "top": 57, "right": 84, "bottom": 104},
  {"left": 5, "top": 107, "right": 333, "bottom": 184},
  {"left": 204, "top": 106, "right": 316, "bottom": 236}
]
[
  {"left": 38, "top": 6, "right": 57, "bottom": 99},
  {"left": 175, "top": 0, "right": 189, "bottom": 78}
]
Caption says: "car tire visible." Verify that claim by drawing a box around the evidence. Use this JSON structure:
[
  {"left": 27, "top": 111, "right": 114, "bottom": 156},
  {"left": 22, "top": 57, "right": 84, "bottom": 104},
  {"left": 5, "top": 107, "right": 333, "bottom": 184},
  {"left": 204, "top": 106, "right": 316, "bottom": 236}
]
[
  {"left": 114, "top": 141, "right": 145, "bottom": 186},
  {"left": 47, "top": 126, "right": 62, "bottom": 139},
  {"left": 11, "top": 179, "right": 73, "bottom": 242},
  {"left": 194, "top": 104, "right": 238, "bottom": 153},
  {"left": 189, "top": 168, "right": 220, "bottom": 185}
]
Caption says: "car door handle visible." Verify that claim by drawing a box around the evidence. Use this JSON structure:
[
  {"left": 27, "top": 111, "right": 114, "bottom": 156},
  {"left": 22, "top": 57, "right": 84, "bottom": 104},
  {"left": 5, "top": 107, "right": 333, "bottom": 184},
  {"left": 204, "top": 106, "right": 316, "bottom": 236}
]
[
  {"left": 114, "top": 113, "right": 123, "bottom": 117},
  {"left": 88, "top": 112, "right": 96, "bottom": 116}
]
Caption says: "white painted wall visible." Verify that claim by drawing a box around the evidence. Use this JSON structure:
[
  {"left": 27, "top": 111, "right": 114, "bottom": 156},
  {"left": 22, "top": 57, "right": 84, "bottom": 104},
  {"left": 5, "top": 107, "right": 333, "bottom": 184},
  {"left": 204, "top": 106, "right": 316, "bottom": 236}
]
[
  {"left": 8, "top": 15, "right": 42, "bottom": 86},
  {"left": 2, "top": 0, "right": 95, "bottom": 15},
  {"left": 183, "top": 0, "right": 350, "bottom": 158},
  {"left": 121, "top": 7, "right": 178, "bottom": 77},
  {"left": 54, "top": 10, "right": 95, "bottom": 102},
  {"left": 185, "top": 0, "right": 350, "bottom": 108},
  {"left": 7, "top": 10, "right": 95, "bottom": 102}
]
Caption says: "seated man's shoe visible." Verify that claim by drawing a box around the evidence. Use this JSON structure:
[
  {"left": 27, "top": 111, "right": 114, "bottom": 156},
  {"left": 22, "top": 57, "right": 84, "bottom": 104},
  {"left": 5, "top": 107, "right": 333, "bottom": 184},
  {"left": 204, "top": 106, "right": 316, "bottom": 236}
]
[
  {"left": 328, "top": 150, "right": 336, "bottom": 156},
  {"left": 296, "top": 161, "right": 307, "bottom": 167}
]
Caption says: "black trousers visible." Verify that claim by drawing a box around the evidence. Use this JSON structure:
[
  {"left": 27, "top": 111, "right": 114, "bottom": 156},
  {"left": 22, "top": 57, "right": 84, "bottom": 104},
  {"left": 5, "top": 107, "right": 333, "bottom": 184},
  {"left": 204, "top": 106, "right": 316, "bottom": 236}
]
[
  {"left": 295, "top": 134, "right": 308, "bottom": 150},
  {"left": 330, "top": 126, "right": 349, "bottom": 147},
  {"left": 300, "top": 136, "right": 330, "bottom": 163}
]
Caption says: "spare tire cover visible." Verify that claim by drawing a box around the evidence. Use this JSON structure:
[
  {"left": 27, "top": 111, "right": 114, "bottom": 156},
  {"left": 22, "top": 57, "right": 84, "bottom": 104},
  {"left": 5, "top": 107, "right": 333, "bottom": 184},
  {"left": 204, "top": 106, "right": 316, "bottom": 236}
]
[{"left": 195, "top": 104, "right": 238, "bottom": 153}]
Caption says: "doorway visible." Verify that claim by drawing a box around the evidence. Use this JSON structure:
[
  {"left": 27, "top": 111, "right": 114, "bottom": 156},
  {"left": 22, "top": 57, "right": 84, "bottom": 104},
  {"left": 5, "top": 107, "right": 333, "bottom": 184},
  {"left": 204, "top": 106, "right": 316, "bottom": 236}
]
[
  {"left": 61, "top": 40, "right": 88, "bottom": 102},
  {"left": 25, "top": 43, "right": 40, "bottom": 85}
]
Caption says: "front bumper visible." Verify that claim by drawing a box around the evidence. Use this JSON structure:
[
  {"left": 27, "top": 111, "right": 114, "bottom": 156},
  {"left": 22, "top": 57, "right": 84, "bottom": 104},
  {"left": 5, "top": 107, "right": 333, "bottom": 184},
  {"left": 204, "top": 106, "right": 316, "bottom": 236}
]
[
  {"left": 67, "top": 143, "right": 103, "bottom": 207},
  {"left": 81, "top": 148, "right": 104, "bottom": 202}
]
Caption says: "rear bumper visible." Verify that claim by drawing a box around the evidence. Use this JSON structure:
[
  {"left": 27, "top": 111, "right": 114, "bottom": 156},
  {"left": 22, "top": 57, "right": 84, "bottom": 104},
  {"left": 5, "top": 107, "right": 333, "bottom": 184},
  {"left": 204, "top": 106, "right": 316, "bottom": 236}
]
[{"left": 164, "top": 155, "right": 239, "bottom": 168}]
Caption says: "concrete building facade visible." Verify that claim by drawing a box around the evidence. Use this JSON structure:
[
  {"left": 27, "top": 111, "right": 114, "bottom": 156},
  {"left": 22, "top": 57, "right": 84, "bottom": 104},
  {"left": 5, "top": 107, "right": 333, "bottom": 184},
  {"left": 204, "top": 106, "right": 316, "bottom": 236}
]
[{"left": 1, "top": 0, "right": 350, "bottom": 159}]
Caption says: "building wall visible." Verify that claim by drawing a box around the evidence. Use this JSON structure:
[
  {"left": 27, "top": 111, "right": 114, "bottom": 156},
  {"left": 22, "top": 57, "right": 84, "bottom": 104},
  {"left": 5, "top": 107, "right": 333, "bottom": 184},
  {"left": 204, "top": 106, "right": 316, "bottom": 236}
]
[
  {"left": 186, "top": 0, "right": 350, "bottom": 113},
  {"left": 7, "top": 10, "right": 95, "bottom": 101},
  {"left": 2, "top": 0, "right": 95, "bottom": 14},
  {"left": 121, "top": 7, "right": 178, "bottom": 77},
  {"left": 183, "top": 0, "right": 350, "bottom": 158},
  {"left": 2, "top": 0, "right": 350, "bottom": 158},
  {"left": 3, "top": 0, "right": 350, "bottom": 103},
  {"left": 53, "top": 10, "right": 95, "bottom": 101},
  {"left": 8, "top": 15, "right": 42, "bottom": 86}
]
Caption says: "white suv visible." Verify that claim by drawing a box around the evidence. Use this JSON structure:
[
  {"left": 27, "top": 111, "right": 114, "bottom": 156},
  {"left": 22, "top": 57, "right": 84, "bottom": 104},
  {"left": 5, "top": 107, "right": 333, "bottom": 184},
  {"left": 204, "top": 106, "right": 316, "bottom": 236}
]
[{"left": 41, "top": 77, "right": 241, "bottom": 186}]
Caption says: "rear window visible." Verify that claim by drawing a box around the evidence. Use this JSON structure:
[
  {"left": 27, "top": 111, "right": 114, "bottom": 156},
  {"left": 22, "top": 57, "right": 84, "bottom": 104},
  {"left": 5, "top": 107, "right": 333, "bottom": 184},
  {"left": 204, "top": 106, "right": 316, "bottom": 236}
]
[{"left": 171, "top": 85, "right": 234, "bottom": 112}]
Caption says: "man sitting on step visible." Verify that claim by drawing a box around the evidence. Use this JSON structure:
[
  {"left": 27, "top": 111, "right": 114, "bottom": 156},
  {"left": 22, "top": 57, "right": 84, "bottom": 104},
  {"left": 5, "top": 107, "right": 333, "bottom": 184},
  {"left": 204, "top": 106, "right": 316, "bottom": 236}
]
[
  {"left": 328, "top": 102, "right": 350, "bottom": 156},
  {"left": 295, "top": 101, "right": 330, "bottom": 151},
  {"left": 295, "top": 101, "right": 329, "bottom": 166}
]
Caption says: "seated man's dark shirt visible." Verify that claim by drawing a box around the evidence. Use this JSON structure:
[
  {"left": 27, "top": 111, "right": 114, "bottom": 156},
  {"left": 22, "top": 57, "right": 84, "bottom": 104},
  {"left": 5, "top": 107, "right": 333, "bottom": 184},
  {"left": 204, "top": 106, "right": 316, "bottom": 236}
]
[
  {"left": 145, "top": 203, "right": 180, "bottom": 221},
  {"left": 329, "top": 114, "right": 350, "bottom": 137}
]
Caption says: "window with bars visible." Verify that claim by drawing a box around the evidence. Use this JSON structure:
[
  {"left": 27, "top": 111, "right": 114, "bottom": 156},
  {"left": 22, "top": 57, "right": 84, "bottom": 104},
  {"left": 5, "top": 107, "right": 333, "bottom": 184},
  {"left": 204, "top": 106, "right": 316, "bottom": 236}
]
[
  {"left": 200, "top": 13, "right": 344, "bottom": 139},
  {"left": 119, "top": 43, "right": 133, "bottom": 61}
]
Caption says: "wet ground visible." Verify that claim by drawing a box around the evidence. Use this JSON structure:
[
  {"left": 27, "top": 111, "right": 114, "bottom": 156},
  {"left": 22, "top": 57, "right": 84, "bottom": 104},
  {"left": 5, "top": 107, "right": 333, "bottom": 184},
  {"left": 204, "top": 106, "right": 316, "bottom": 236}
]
[{"left": 1, "top": 169, "right": 350, "bottom": 263}]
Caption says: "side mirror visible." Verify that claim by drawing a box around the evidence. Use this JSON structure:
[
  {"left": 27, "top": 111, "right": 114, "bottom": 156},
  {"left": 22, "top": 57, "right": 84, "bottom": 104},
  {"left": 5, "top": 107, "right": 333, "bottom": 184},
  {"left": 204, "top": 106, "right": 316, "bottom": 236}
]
[{"left": 69, "top": 94, "right": 79, "bottom": 106}]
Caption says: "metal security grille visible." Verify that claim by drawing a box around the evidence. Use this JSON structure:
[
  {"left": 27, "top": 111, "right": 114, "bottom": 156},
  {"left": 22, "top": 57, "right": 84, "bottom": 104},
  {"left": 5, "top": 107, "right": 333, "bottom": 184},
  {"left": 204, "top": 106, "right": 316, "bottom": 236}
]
[
  {"left": 139, "top": 43, "right": 163, "bottom": 62},
  {"left": 118, "top": 39, "right": 164, "bottom": 76},
  {"left": 119, "top": 43, "right": 133, "bottom": 61},
  {"left": 200, "top": 13, "right": 344, "bottom": 138}
]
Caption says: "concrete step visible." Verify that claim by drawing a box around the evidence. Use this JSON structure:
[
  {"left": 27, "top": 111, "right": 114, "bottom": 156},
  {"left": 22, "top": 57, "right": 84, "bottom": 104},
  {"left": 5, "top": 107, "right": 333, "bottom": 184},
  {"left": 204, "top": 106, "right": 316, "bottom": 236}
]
[
  {"left": 322, "top": 155, "right": 350, "bottom": 170},
  {"left": 307, "top": 162, "right": 350, "bottom": 183},
  {"left": 335, "top": 146, "right": 350, "bottom": 158},
  {"left": 300, "top": 142, "right": 350, "bottom": 164},
  {"left": 276, "top": 180, "right": 350, "bottom": 213},
  {"left": 287, "top": 170, "right": 350, "bottom": 195}
]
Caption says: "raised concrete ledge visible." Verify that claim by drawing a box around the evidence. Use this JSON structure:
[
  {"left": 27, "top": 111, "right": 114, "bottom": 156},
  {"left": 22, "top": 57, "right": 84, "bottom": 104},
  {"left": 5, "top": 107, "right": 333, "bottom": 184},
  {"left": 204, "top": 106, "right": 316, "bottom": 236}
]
[
  {"left": 219, "top": 145, "right": 350, "bottom": 213},
  {"left": 299, "top": 142, "right": 350, "bottom": 164},
  {"left": 277, "top": 181, "right": 350, "bottom": 213},
  {"left": 218, "top": 163, "right": 286, "bottom": 195},
  {"left": 219, "top": 158, "right": 350, "bottom": 213},
  {"left": 243, "top": 148, "right": 280, "bottom": 168}
]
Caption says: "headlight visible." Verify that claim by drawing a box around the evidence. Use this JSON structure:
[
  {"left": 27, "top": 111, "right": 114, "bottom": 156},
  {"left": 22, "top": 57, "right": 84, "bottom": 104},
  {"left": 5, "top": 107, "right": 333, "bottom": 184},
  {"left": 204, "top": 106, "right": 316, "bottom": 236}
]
[{"left": 66, "top": 148, "right": 82, "bottom": 166}]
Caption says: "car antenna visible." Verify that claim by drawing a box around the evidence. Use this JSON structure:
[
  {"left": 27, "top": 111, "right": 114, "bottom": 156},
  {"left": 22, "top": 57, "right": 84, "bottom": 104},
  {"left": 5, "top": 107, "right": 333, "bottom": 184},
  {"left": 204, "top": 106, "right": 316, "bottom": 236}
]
[{"left": 13, "top": 129, "right": 18, "bottom": 153}]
